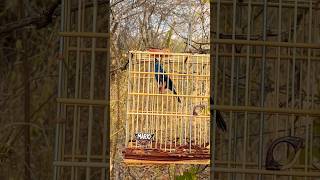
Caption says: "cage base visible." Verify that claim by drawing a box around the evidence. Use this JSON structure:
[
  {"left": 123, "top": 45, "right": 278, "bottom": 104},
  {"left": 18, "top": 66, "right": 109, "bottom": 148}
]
[{"left": 123, "top": 147, "right": 210, "bottom": 165}]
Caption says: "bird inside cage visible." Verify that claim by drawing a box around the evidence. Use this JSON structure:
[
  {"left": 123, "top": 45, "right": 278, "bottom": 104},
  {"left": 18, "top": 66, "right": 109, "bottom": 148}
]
[{"left": 148, "top": 48, "right": 181, "bottom": 103}]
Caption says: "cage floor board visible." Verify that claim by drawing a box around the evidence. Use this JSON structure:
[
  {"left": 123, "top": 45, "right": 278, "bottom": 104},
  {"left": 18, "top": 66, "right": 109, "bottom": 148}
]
[{"left": 123, "top": 147, "right": 210, "bottom": 164}]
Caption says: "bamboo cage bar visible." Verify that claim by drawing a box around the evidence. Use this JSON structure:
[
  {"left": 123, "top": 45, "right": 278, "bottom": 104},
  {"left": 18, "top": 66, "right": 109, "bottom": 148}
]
[
  {"left": 58, "top": 31, "right": 108, "bottom": 38},
  {"left": 57, "top": 98, "right": 108, "bottom": 106},
  {"left": 53, "top": 161, "right": 109, "bottom": 168},
  {"left": 129, "top": 71, "right": 210, "bottom": 78},
  {"left": 214, "top": 168, "right": 320, "bottom": 177},
  {"left": 242, "top": 0, "right": 252, "bottom": 179},
  {"left": 213, "top": 39, "right": 320, "bottom": 49},
  {"left": 68, "top": 47, "right": 108, "bottom": 52}
]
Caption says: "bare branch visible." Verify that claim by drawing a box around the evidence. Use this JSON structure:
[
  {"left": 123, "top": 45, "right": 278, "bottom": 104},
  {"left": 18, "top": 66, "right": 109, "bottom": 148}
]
[{"left": 0, "top": 0, "right": 112, "bottom": 36}]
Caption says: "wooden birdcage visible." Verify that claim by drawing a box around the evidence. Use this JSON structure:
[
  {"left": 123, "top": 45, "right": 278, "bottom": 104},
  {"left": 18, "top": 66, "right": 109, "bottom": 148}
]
[{"left": 123, "top": 50, "right": 212, "bottom": 164}]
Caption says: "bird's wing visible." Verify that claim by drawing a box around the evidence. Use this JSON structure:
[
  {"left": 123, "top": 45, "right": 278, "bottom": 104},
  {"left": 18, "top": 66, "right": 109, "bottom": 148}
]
[
  {"left": 159, "top": 63, "right": 166, "bottom": 73},
  {"left": 157, "top": 62, "right": 168, "bottom": 82}
]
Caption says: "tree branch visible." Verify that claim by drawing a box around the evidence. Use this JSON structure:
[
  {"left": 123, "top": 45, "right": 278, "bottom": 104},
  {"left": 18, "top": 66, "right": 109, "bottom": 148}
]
[
  {"left": 0, "top": 0, "right": 112, "bottom": 36},
  {"left": 110, "top": 60, "right": 129, "bottom": 73},
  {"left": 0, "top": 0, "right": 61, "bottom": 35}
]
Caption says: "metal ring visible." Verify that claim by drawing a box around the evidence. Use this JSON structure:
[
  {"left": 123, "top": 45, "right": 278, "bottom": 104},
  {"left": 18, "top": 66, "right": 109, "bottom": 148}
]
[{"left": 265, "top": 136, "right": 304, "bottom": 170}]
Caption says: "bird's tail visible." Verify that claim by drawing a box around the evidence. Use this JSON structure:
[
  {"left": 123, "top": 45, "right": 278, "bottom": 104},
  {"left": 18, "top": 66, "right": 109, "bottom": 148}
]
[
  {"left": 216, "top": 110, "right": 227, "bottom": 132},
  {"left": 210, "top": 97, "right": 227, "bottom": 132},
  {"left": 173, "top": 89, "right": 181, "bottom": 103}
]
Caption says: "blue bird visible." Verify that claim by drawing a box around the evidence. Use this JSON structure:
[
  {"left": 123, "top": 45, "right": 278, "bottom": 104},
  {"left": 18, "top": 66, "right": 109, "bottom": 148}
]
[{"left": 154, "top": 58, "right": 181, "bottom": 103}]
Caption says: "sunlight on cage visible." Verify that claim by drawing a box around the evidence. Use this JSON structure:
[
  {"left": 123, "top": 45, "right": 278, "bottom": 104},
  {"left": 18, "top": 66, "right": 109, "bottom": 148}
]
[{"left": 123, "top": 51, "right": 212, "bottom": 163}]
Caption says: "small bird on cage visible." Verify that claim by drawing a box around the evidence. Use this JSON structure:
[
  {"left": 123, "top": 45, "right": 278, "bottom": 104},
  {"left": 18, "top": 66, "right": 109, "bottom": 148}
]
[
  {"left": 193, "top": 101, "right": 227, "bottom": 132},
  {"left": 148, "top": 48, "right": 181, "bottom": 103}
]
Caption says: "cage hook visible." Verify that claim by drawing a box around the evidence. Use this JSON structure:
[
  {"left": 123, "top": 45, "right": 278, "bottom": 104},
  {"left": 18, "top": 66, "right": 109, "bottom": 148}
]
[{"left": 265, "top": 136, "right": 304, "bottom": 170}]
